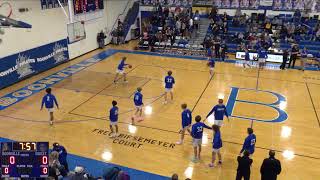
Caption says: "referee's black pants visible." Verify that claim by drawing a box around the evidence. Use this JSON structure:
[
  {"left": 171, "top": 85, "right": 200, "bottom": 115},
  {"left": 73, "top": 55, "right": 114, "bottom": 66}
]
[
  {"left": 236, "top": 171, "right": 250, "bottom": 180},
  {"left": 289, "top": 55, "right": 297, "bottom": 68}
]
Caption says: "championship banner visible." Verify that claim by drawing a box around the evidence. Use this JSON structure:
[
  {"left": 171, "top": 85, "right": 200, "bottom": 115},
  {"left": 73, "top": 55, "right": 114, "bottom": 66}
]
[
  {"left": 211, "top": 0, "right": 260, "bottom": 9},
  {"left": 0, "top": 39, "right": 69, "bottom": 89}
]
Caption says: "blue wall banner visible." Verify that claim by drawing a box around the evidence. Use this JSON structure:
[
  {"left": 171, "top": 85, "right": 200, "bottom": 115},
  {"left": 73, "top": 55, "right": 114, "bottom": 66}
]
[{"left": 0, "top": 39, "right": 69, "bottom": 90}]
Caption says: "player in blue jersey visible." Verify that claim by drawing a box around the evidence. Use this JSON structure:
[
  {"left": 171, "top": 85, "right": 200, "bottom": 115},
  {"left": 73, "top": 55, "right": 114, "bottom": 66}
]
[
  {"left": 240, "top": 128, "right": 256, "bottom": 156},
  {"left": 109, "top": 100, "right": 119, "bottom": 137},
  {"left": 164, "top": 71, "right": 175, "bottom": 104},
  {"left": 132, "top": 87, "right": 143, "bottom": 125},
  {"left": 113, "top": 57, "right": 132, "bottom": 84},
  {"left": 243, "top": 48, "right": 251, "bottom": 68},
  {"left": 41, "top": 88, "right": 59, "bottom": 125},
  {"left": 177, "top": 103, "right": 192, "bottom": 145},
  {"left": 191, "top": 115, "right": 212, "bottom": 162},
  {"left": 207, "top": 47, "right": 213, "bottom": 58},
  {"left": 209, "top": 125, "right": 222, "bottom": 167},
  {"left": 258, "top": 48, "right": 268, "bottom": 70},
  {"left": 207, "top": 57, "right": 215, "bottom": 76},
  {"left": 206, "top": 99, "right": 229, "bottom": 127}
]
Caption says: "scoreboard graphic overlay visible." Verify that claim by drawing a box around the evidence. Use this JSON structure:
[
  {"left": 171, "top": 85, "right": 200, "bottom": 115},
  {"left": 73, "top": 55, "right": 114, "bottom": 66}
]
[{"left": 1, "top": 142, "right": 49, "bottom": 178}]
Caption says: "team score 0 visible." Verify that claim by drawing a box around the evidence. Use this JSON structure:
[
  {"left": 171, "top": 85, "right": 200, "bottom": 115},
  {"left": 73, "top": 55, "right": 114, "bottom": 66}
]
[
  {"left": 42, "top": 167, "right": 48, "bottom": 175},
  {"left": 2, "top": 167, "right": 9, "bottom": 175}
]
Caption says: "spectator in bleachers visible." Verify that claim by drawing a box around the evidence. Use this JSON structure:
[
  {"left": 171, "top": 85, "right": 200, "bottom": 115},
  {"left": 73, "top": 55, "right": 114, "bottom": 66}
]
[
  {"left": 293, "top": 9, "right": 302, "bottom": 23},
  {"left": 260, "top": 150, "right": 282, "bottom": 180},
  {"left": 193, "top": 10, "right": 200, "bottom": 30}
]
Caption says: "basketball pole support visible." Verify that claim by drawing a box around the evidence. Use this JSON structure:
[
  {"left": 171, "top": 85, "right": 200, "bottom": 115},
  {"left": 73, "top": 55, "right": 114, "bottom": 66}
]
[{"left": 56, "top": 0, "right": 73, "bottom": 23}]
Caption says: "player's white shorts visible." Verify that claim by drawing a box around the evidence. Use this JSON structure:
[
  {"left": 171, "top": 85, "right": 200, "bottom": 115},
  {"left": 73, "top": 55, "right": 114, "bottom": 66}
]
[
  {"left": 210, "top": 67, "right": 214, "bottom": 71},
  {"left": 258, "top": 58, "right": 266, "bottom": 63},
  {"left": 116, "top": 69, "right": 124, "bottom": 74},
  {"left": 135, "top": 105, "right": 142, "bottom": 110},
  {"left": 182, "top": 125, "right": 191, "bottom": 131},
  {"left": 47, "top": 108, "right": 54, "bottom": 113},
  {"left": 110, "top": 121, "right": 118, "bottom": 126},
  {"left": 192, "top": 138, "right": 202, "bottom": 147},
  {"left": 214, "top": 120, "right": 223, "bottom": 127},
  {"left": 165, "top": 88, "right": 172, "bottom": 92},
  {"left": 212, "top": 148, "right": 221, "bottom": 153}
]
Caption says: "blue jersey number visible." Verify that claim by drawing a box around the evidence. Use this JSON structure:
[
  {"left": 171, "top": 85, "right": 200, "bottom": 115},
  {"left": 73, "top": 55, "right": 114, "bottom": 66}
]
[
  {"left": 197, "top": 126, "right": 203, "bottom": 133},
  {"left": 250, "top": 139, "right": 256, "bottom": 146}
]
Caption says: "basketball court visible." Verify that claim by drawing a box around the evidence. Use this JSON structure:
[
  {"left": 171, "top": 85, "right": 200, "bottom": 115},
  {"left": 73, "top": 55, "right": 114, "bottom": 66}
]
[{"left": 0, "top": 43, "right": 320, "bottom": 179}]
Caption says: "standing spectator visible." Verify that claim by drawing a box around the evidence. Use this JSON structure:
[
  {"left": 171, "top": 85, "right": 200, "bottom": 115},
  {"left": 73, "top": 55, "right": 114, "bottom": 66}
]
[
  {"left": 214, "top": 39, "right": 221, "bottom": 59},
  {"left": 176, "top": 19, "right": 182, "bottom": 34},
  {"left": 220, "top": 41, "right": 228, "bottom": 61},
  {"left": 193, "top": 10, "right": 200, "bottom": 31},
  {"left": 236, "top": 150, "right": 253, "bottom": 180},
  {"left": 240, "top": 128, "right": 256, "bottom": 156},
  {"left": 260, "top": 150, "right": 282, "bottom": 180},
  {"left": 52, "top": 143, "right": 69, "bottom": 172},
  {"left": 243, "top": 48, "right": 251, "bottom": 68},
  {"left": 289, "top": 45, "right": 299, "bottom": 68},
  {"left": 97, "top": 30, "right": 106, "bottom": 49},
  {"left": 300, "top": 47, "right": 308, "bottom": 71},
  {"left": 117, "top": 19, "right": 123, "bottom": 28},
  {"left": 118, "top": 26, "right": 125, "bottom": 44},
  {"left": 280, "top": 49, "right": 288, "bottom": 70}
]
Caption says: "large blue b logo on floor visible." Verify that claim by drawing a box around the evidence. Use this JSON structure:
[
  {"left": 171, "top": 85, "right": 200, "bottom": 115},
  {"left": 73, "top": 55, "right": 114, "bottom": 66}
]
[{"left": 226, "top": 87, "right": 288, "bottom": 123}]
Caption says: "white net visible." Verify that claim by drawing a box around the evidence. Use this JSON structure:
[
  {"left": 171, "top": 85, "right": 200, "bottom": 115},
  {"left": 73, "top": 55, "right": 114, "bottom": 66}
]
[{"left": 67, "top": 21, "right": 86, "bottom": 43}]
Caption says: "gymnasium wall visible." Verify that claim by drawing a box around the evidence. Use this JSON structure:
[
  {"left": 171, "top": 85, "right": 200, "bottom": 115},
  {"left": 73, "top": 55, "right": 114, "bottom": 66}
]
[{"left": 0, "top": 0, "right": 133, "bottom": 59}]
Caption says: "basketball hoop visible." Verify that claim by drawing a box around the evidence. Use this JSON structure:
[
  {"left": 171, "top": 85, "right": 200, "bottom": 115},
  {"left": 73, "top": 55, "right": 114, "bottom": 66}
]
[{"left": 0, "top": 2, "right": 13, "bottom": 18}]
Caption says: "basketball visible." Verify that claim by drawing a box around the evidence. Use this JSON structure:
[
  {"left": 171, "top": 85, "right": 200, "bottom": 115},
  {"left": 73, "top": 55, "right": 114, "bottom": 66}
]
[
  {"left": 129, "top": 65, "right": 132, "bottom": 68},
  {"left": 207, "top": 62, "right": 210, "bottom": 66}
]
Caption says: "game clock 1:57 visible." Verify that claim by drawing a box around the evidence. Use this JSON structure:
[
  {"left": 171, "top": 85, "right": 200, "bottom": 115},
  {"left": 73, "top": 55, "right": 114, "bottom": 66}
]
[{"left": 0, "top": 142, "right": 49, "bottom": 178}]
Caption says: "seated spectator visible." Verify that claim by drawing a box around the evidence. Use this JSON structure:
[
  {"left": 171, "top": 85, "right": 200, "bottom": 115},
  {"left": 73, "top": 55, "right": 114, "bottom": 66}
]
[
  {"left": 171, "top": 173, "right": 178, "bottom": 180},
  {"left": 67, "top": 166, "right": 92, "bottom": 180},
  {"left": 265, "top": 21, "right": 272, "bottom": 34},
  {"left": 49, "top": 151, "right": 67, "bottom": 179}
]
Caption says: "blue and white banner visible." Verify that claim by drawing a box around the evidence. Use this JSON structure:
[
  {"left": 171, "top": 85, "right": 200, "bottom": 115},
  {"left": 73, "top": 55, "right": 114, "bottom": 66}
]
[{"left": 0, "top": 39, "right": 69, "bottom": 89}]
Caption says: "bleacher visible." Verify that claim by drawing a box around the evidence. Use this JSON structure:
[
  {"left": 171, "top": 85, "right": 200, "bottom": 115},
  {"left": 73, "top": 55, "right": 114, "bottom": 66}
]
[{"left": 204, "top": 14, "right": 320, "bottom": 57}]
